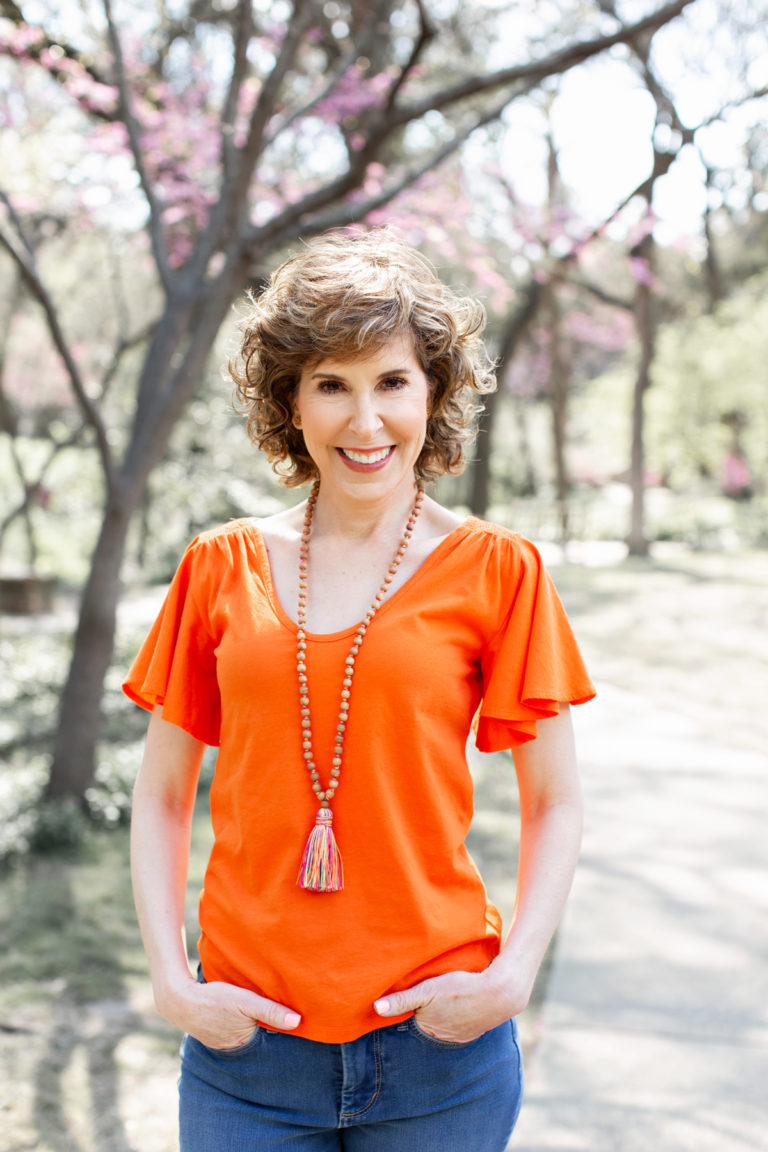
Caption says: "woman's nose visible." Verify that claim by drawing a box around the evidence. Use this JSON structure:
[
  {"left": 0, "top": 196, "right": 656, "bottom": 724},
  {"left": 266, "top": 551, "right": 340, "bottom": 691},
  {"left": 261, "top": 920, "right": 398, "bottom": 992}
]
[{"left": 348, "top": 393, "right": 383, "bottom": 438}]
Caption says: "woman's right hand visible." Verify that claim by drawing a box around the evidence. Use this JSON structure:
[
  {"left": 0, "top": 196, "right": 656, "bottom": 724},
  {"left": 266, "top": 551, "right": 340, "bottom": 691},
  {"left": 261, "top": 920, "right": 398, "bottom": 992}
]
[{"left": 157, "top": 975, "right": 301, "bottom": 1049}]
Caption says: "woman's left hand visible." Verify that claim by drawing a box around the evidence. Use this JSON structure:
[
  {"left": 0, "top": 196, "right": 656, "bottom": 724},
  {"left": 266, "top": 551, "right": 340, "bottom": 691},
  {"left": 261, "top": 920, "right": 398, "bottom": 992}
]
[{"left": 373, "top": 968, "right": 527, "bottom": 1044}]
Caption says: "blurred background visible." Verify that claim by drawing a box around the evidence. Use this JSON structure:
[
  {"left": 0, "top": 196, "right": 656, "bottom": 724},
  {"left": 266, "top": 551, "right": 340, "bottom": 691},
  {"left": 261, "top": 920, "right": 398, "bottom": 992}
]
[{"left": 1, "top": 1, "right": 766, "bottom": 1148}]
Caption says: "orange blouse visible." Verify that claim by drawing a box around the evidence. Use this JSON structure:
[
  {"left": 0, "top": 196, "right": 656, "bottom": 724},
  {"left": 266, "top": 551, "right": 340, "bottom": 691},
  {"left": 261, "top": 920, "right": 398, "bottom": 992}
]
[{"left": 124, "top": 516, "right": 595, "bottom": 1042}]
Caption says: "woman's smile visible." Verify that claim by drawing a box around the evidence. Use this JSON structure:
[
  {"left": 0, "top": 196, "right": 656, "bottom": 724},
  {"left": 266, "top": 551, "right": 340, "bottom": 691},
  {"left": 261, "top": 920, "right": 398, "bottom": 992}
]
[{"left": 337, "top": 445, "right": 395, "bottom": 470}]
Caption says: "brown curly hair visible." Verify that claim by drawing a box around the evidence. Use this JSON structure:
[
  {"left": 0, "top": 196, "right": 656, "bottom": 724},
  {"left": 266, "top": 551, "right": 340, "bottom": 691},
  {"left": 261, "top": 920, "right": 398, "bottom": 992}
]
[{"left": 230, "top": 229, "right": 497, "bottom": 486}]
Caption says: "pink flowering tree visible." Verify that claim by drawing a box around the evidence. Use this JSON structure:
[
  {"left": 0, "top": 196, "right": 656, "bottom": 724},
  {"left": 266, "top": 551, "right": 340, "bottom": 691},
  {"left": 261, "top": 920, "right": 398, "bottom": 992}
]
[{"left": 0, "top": 0, "right": 695, "bottom": 802}]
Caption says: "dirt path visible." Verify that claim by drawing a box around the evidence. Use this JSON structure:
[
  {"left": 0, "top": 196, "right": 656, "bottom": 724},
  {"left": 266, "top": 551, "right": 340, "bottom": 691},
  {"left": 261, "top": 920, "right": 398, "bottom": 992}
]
[{"left": 512, "top": 545, "right": 768, "bottom": 1150}]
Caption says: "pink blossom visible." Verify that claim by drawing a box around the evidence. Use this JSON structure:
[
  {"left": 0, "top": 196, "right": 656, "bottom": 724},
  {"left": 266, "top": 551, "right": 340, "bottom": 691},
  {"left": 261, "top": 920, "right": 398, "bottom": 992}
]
[
  {"left": 315, "top": 64, "right": 390, "bottom": 122},
  {"left": 568, "top": 309, "right": 631, "bottom": 351},
  {"left": 629, "top": 255, "right": 654, "bottom": 285},
  {"left": 0, "top": 23, "right": 45, "bottom": 56}
]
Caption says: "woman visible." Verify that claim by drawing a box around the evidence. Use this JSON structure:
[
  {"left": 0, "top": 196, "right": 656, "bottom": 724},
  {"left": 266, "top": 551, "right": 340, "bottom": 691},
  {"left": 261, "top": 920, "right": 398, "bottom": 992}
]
[{"left": 125, "top": 229, "right": 595, "bottom": 1151}]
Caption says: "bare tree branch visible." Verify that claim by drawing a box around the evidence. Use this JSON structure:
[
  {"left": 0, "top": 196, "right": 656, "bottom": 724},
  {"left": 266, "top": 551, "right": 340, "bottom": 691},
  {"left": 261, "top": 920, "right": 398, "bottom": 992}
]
[
  {"left": 102, "top": 0, "right": 172, "bottom": 289},
  {"left": 0, "top": 0, "right": 118, "bottom": 120},
  {"left": 0, "top": 188, "right": 34, "bottom": 257},
  {"left": 388, "top": 0, "right": 695, "bottom": 127},
  {"left": 269, "top": 0, "right": 401, "bottom": 143},
  {"left": 0, "top": 421, "right": 84, "bottom": 547},
  {"left": 251, "top": 88, "right": 516, "bottom": 253},
  {"left": 0, "top": 202, "right": 116, "bottom": 491},
  {"left": 99, "top": 322, "right": 157, "bottom": 398},
  {"left": 573, "top": 277, "right": 633, "bottom": 311},
  {"left": 193, "top": 0, "right": 313, "bottom": 277},
  {"left": 239, "top": 0, "right": 313, "bottom": 186},
  {"left": 219, "top": 0, "right": 255, "bottom": 186},
  {"left": 245, "top": 0, "right": 693, "bottom": 251},
  {"left": 695, "top": 83, "right": 768, "bottom": 131},
  {"left": 0, "top": 309, "right": 154, "bottom": 549},
  {"left": 381, "top": 0, "right": 438, "bottom": 116}
]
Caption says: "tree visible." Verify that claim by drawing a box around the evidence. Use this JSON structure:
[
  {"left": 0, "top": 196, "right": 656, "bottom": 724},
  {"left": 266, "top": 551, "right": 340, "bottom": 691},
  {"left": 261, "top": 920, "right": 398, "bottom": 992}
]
[{"left": 0, "top": 0, "right": 695, "bottom": 801}]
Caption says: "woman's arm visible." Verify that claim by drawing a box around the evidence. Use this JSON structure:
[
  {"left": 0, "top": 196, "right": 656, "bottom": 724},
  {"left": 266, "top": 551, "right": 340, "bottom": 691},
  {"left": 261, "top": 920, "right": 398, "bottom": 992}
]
[
  {"left": 485, "top": 702, "right": 583, "bottom": 1006},
  {"left": 131, "top": 707, "right": 301, "bottom": 1047},
  {"left": 374, "top": 705, "right": 582, "bottom": 1041}
]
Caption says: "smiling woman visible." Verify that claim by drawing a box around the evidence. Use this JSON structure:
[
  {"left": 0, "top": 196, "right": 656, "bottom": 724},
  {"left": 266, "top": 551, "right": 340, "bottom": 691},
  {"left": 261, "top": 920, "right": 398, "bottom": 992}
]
[{"left": 124, "top": 228, "right": 595, "bottom": 1152}]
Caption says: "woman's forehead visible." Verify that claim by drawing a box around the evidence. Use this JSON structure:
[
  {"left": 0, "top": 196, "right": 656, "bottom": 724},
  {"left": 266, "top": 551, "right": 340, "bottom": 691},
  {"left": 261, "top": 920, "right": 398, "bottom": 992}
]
[{"left": 302, "top": 331, "right": 418, "bottom": 372}]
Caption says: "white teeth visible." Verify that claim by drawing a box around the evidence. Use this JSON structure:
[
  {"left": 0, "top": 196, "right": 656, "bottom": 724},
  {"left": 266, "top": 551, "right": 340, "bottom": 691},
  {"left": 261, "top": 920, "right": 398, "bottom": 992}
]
[{"left": 341, "top": 447, "right": 392, "bottom": 464}]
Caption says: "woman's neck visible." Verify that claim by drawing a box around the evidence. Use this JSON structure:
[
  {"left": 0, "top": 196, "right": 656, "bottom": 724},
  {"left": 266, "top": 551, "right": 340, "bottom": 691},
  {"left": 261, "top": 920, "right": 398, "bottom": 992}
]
[{"left": 309, "top": 480, "right": 422, "bottom": 543}]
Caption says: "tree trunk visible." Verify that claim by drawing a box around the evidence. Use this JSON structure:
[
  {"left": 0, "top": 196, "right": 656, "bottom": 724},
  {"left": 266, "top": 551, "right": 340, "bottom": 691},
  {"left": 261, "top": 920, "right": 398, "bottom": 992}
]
[
  {"left": 468, "top": 386, "right": 501, "bottom": 517},
  {"left": 703, "top": 167, "right": 723, "bottom": 312},
  {"left": 548, "top": 285, "right": 570, "bottom": 549},
  {"left": 544, "top": 136, "right": 569, "bottom": 547},
  {"left": 627, "top": 233, "right": 654, "bottom": 557},
  {"left": 541, "top": 269, "right": 570, "bottom": 547},
  {"left": 512, "top": 395, "right": 537, "bottom": 497},
  {"left": 46, "top": 272, "right": 244, "bottom": 803},
  {"left": 468, "top": 278, "right": 544, "bottom": 516},
  {"left": 628, "top": 363, "right": 649, "bottom": 555},
  {"left": 46, "top": 491, "right": 135, "bottom": 801}
]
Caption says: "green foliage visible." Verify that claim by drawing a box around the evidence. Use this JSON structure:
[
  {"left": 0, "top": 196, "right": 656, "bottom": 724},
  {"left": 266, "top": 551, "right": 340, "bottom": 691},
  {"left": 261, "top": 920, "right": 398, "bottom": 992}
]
[
  {"left": 0, "top": 604, "right": 216, "bottom": 864},
  {"left": 649, "top": 274, "right": 768, "bottom": 492},
  {"left": 28, "top": 796, "right": 89, "bottom": 854},
  {"left": 84, "top": 744, "right": 141, "bottom": 828},
  {"left": 0, "top": 620, "right": 145, "bottom": 862},
  {"left": 0, "top": 754, "right": 49, "bottom": 861}
]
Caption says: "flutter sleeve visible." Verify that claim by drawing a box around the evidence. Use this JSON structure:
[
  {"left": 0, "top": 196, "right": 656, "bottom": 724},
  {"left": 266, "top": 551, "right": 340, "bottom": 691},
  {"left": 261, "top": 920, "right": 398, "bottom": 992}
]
[
  {"left": 475, "top": 537, "right": 595, "bottom": 751},
  {"left": 122, "top": 537, "right": 221, "bottom": 746}
]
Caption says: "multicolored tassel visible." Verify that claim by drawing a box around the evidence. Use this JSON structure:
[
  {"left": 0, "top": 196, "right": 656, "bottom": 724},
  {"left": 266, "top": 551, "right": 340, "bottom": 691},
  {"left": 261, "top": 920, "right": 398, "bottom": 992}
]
[{"left": 297, "top": 809, "right": 344, "bottom": 892}]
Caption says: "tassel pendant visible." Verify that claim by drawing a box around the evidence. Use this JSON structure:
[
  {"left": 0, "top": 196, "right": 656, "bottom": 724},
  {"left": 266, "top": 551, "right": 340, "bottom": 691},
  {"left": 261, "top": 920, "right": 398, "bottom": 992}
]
[{"left": 297, "top": 809, "right": 344, "bottom": 892}]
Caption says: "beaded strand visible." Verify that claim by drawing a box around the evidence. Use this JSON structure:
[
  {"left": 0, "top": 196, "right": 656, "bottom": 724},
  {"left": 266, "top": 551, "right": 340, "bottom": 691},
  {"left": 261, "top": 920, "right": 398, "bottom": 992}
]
[{"left": 296, "top": 479, "right": 425, "bottom": 891}]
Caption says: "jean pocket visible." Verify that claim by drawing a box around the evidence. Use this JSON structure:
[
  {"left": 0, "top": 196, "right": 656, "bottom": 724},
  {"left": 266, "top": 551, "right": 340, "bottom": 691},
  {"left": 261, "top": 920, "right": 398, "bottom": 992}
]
[
  {"left": 196, "top": 1027, "right": 264, "bottom": 1058},
  {"left": 408, "top": 1016, "right": 481, "bottom": 1049}
]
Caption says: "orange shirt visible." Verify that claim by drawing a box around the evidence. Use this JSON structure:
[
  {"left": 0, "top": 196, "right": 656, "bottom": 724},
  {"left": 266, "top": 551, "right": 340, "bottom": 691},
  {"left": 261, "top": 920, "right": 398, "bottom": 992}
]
[{"left": 124, "top": 517, "right": 594, "bottom": 1042}]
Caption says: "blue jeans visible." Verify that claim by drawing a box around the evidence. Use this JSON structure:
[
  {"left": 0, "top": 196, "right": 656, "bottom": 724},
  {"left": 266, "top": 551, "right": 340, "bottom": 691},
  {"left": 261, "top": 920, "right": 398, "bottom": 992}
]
[{"left": 179, "top": 1015, "right": 523, "bottom": 1150}]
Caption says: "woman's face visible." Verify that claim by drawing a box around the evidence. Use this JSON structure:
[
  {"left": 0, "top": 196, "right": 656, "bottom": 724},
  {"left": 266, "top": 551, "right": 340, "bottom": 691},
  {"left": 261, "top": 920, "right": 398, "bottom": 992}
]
[{"left": 293, "top": 333, "right": 430, "bottom": 506}]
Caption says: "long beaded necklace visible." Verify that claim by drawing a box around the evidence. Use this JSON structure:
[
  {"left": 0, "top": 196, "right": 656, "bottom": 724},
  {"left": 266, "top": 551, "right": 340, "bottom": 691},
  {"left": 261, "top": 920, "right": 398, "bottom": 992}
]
[{"left": 296, "top": 479, "right": 425, "bottom": 892}]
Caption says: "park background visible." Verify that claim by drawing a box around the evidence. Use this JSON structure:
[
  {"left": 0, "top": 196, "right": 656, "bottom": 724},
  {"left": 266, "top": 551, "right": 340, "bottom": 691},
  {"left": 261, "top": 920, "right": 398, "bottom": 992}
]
[{"left": 1, "top": 0, "right": 767, "bottom": 1148}]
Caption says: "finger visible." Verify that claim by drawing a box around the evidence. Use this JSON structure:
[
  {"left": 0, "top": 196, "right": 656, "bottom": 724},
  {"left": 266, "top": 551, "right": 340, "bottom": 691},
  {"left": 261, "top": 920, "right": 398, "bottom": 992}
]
[
  {"left": 374, "top": 980, "right": 435, "bottom": 1017},
  {"left": 237, "top": 988, "right": 301, "bottom": 1031}
]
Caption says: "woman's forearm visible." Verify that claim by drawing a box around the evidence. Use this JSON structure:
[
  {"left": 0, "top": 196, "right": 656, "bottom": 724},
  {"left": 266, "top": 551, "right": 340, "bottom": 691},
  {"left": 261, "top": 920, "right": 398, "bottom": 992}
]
[
  {"left": 131, "top": 790, "right": 198, "bottom": 1004},
  {"left": 487, "top": 704, "right": 583, "bottom": 1009},
  {"left": 487, "top": 795, "right": 582, "bottom": 1007},
  {"left": 130, "top": 708, "right": 205, "bottom": 1017}
]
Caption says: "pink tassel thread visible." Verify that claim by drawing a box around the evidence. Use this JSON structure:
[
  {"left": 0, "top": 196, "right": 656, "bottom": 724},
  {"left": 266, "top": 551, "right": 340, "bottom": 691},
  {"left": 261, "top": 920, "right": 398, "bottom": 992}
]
[{"left": 297, "top": 809, "right": 344, "bottom": 892}]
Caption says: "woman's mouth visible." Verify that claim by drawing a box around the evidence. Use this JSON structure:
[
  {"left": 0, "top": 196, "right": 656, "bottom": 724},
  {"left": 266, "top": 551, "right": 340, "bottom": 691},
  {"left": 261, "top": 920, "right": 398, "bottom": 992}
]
[{"left": 337, "top": 446, "right": 395, "bottom": 471}]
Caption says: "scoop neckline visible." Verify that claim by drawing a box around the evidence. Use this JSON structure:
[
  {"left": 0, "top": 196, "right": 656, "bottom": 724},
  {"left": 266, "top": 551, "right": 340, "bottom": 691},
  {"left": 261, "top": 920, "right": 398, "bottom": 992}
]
[{"left": 247, "top": 516, "right": 481, "bottom": 642}]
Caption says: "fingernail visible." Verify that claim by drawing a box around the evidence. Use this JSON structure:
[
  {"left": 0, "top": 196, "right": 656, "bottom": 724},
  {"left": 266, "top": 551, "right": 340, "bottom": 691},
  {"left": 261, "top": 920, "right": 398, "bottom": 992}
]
[
  {"left": 374, "top": 999, "right": 389, "bottom": 1014},
  {"left": 284, "top": 1013, "right": 301, "bottom": 1028}
]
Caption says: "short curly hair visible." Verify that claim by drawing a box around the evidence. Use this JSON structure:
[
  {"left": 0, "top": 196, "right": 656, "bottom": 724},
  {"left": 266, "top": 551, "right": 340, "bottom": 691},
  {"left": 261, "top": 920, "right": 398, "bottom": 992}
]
[{"left": 230, "top": 229, "right": 497, "bottom": 486}]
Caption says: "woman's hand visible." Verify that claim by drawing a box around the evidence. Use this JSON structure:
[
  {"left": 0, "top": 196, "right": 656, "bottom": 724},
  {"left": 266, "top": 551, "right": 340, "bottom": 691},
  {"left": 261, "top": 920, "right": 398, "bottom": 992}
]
[
  {"left": 158, "top": 975, "right": 301, "bottom": 1050},
  {"left": 373, "top": 967, "right": 528, "bottom": 1044}
]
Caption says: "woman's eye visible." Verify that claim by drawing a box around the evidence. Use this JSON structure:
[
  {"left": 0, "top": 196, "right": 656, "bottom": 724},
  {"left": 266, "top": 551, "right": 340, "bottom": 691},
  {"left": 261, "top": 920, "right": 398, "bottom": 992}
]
[
  {"left": 318, "top": 379, "right": 344, "bottom": 393},
  {"left": 380, "top": 376, "right": 408, "bottom": 390}
]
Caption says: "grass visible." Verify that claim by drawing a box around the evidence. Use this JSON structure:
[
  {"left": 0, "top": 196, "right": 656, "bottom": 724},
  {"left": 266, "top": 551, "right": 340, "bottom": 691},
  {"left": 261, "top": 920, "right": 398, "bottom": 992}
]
[{"left": 0, "top": 806, "right": 214, "bottom": 1152}]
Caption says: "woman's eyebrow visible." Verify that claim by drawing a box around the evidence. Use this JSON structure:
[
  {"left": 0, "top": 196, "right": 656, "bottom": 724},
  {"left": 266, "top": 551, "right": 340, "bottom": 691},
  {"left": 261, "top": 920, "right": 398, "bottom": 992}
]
[{"left": 309, "top": 366, "right": 412, "bottom": 380}]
